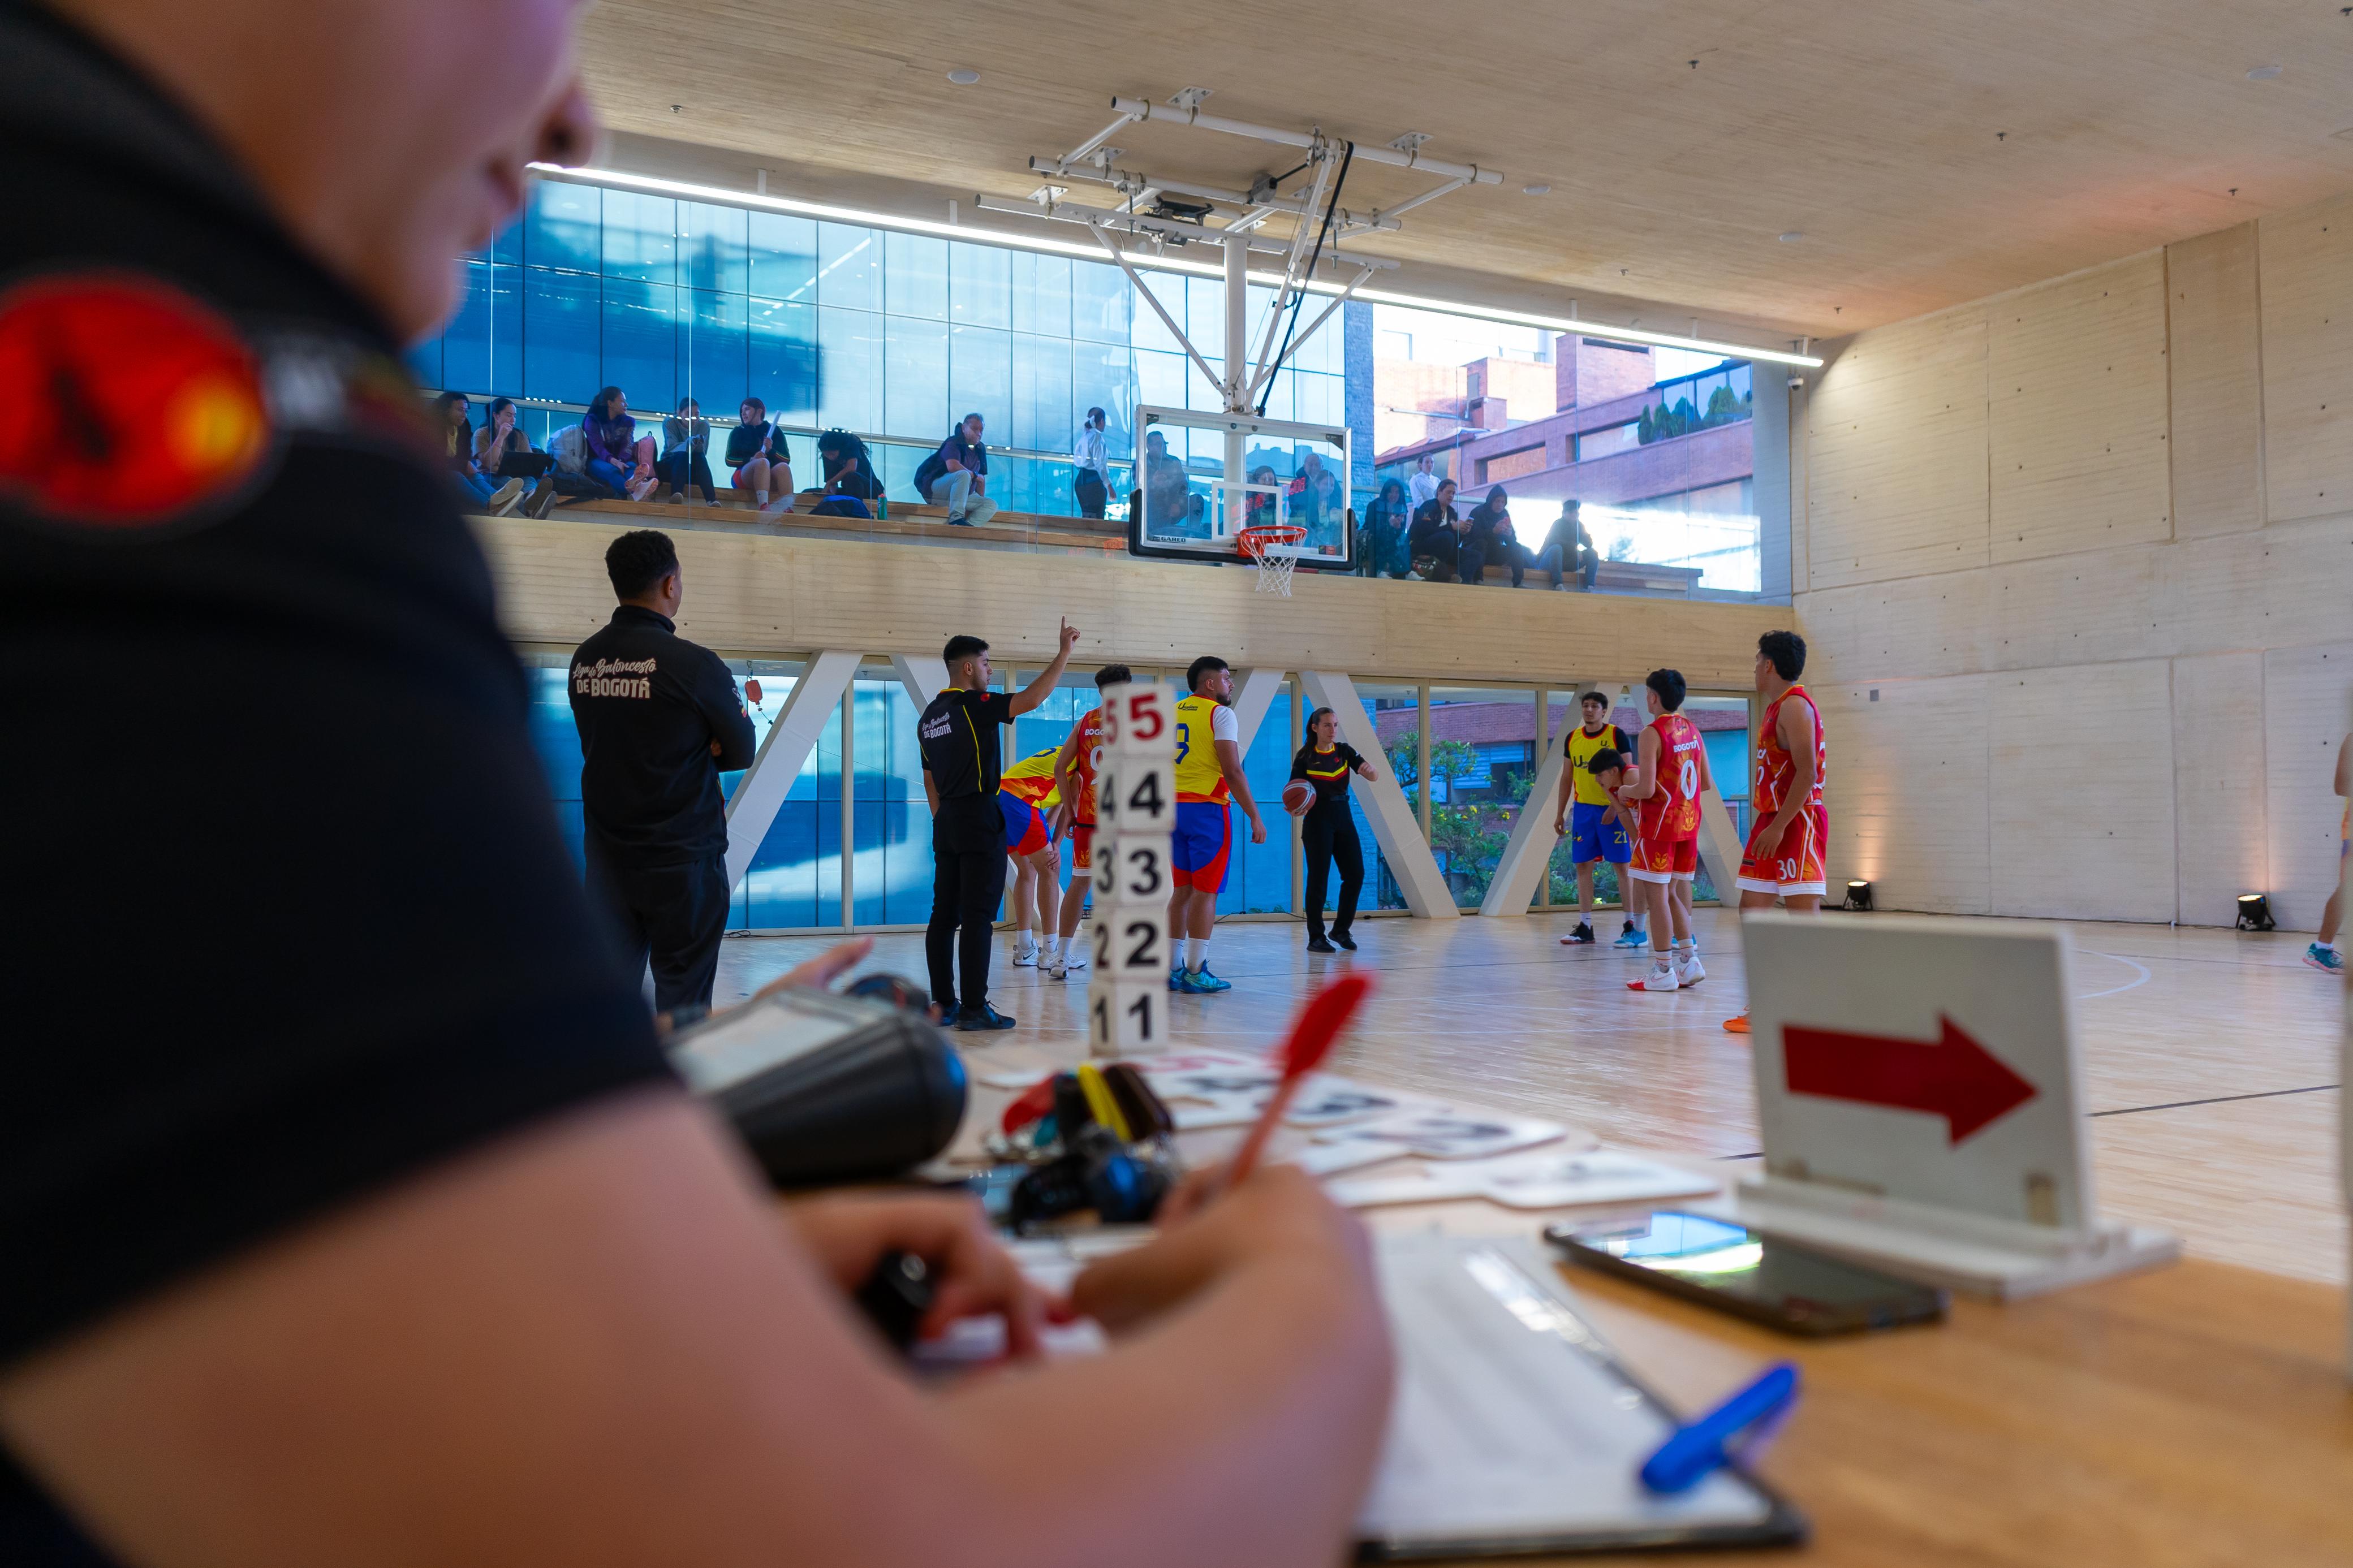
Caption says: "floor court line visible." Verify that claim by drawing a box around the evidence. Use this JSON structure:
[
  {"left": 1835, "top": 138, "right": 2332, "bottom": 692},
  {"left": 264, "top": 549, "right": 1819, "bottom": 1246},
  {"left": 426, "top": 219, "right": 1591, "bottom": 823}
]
[{"left": 2088, "top": 1083, "right": 2339, "bottom": 1118}]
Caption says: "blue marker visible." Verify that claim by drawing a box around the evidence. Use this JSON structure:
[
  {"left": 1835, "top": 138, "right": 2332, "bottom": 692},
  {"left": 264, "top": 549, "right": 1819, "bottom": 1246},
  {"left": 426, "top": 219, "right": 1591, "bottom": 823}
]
[{"left": 1638, "top": 1363, "right": 1800, "bottom": 1494}]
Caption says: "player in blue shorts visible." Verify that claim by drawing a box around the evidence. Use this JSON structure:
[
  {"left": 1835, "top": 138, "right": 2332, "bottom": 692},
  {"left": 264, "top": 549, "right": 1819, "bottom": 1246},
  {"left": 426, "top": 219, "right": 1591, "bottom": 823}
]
[
  {"left": 1167, "top": 655, "right": 1268, "bottom": 993},
  {"left": 1553, "top": 692, "right": 1637, "bottom": 946}
]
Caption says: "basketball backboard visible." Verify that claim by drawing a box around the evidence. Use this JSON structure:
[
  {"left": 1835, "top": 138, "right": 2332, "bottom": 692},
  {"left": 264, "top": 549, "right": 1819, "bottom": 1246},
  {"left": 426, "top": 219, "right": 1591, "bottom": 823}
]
[{"left": 1127, "top": 404, "right": 1352, "bottom": 572}]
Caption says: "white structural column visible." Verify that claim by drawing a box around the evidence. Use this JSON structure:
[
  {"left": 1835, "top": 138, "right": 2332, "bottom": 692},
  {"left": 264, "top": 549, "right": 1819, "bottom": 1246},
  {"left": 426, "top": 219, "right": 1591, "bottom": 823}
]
[
  {"left": 1696, "top": 785, "right": 1746, "bottom": 904},
  {"left": 1223, "top": 232, "right": 1249, "bottom": 489},
  {"left": 723, "top": 649, "right": 862, "bottom": 890},
  {"left": 1226, "top": 666, "right": 1288, "bottom": 753},
  {"left": 887, "top": 653, "right": 948, "bottom": 709},
  {"left": 1477, "top": 698, "right": 1581, "bottom": 916},
  {"left": 1299, "top": 670, "right": 1457, "bottom": 918}
]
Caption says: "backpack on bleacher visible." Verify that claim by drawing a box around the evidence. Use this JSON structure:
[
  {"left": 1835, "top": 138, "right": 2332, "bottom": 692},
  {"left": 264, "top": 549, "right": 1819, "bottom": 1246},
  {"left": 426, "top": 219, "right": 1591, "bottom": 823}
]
[{"left": 550, "top": 423, "right": 587, "bottom": 475}]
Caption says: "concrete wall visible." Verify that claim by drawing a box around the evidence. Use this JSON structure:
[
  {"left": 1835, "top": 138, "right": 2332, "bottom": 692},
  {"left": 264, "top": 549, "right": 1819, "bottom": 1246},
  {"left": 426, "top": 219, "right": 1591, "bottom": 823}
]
[{"left": 1794, "top": 194, "right": 2353, "bottom": 928}]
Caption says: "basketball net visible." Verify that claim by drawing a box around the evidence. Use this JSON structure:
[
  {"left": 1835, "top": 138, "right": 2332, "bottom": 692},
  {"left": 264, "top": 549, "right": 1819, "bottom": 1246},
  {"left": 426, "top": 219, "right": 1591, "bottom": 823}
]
[{"left": 1238, "top": 525, "right": 1304, "bottom": 598}]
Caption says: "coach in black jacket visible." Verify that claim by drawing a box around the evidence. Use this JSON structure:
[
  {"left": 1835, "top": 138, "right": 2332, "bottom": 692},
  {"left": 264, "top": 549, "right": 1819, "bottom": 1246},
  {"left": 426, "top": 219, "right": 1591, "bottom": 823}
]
[{"left": 570, "top": 529, "right": 756, "bottom": 1012}]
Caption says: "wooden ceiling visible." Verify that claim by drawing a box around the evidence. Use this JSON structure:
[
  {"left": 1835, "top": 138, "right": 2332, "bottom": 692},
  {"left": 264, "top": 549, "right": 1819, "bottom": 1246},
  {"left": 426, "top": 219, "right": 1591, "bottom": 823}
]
[{"left": 579, "top": 0, "right": 2353, "bottom": 337}]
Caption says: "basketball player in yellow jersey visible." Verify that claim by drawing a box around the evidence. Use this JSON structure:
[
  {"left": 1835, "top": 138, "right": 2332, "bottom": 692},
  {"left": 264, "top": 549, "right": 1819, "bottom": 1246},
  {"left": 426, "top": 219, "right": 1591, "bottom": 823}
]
[
  {"left": 1169, "top": 655, "right": 1268, "bottom": 994},
  {"left": 997, "top": 745, "right": 1065, "bottom": 969}
]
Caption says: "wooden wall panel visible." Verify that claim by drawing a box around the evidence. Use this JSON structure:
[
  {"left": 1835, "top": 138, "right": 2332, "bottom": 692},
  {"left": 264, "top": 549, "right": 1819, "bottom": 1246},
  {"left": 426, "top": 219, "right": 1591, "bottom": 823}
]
[
  {"left": 2165, "top": 224, "right": 2264, "bottom": 540},
  {"left": 1988, "top": 660, "right": 2177, "bottom": 922},
  {"left": 2257, "top": 192, "right": 2353, "bottom": 525},
  {"left": 1987, "top": 253, "right": 2173, "bottom": 563},
  {"left": 475, "top": 517, "right": 1789, "bottom": 688},
  {"left": 1815, "top": 676, "right": 1990, "bottom": 915},
  {"left": 2259, "top": 642, "right": 2353, "bottom": 932},
  {"left": 1804, "top": 309, "right": 1989, "bottom": 591},
  {"left": 2171, "top": 652, "right": 2269, "bottom": 928},
  {"left": 1794, "top": 569, "right": 1992, "bottom": 684},
  {"left": 1985, "top": 545, "right": 2174, "bottom": 671}
]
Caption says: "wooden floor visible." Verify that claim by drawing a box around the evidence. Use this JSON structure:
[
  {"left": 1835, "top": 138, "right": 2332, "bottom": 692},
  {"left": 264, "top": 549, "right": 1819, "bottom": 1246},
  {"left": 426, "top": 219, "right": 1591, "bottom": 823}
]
[{"left": 712, "top": 909, "right": 2349, "bottom": 1286}]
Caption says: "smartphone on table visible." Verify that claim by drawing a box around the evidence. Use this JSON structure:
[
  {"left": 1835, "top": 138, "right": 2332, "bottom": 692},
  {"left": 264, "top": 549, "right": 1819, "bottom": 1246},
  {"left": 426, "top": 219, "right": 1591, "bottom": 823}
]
[{"left": 1545, "top": 1210, "right": 1948, "bottom": 1336}]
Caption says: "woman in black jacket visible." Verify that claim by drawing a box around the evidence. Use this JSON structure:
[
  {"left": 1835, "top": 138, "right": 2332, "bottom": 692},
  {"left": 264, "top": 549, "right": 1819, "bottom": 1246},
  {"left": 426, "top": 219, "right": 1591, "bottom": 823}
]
[
  {"left": 1289, "top": 708, "right": 1380, "bottom": 952},
  {"left": 1357, "top": 478, "right": 1411, "bottom": 578},
  {"left": 1466, "top": 485, "right": 1538, "bottom": 586}
]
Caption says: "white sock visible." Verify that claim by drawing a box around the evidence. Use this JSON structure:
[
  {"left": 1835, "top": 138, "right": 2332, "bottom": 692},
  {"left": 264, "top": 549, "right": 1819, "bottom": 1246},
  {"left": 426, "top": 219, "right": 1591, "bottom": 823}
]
[
  {"left": 1673, "top": 936, "right": 1695, "bottom": 952},
  {"left": 754, "top": 487, "right": 768, "bottom": 505},
  {"left": 1188, "top": 937, "right": 1210, "bottom": 973},
  {"left": 1041, "top": 934, "right": 1058, "bottom": 958},
  {"left": 1015, "top": 929, "right": 1035, "bottom": 949}
]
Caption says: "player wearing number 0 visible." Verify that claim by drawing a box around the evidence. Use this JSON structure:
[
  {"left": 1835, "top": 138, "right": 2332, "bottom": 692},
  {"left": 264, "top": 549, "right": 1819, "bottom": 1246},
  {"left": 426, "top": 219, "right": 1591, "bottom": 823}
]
[
  {"left": 1169, "top": 655, "right": 1268, "bottom": 994},
  {"left": 1044, "top": 665, "right": 1128, "bottom": 980},
  {"left": 1725, "top": 629, "right": 1828, "bottom": 1034},
  {"left": 1621, "top": 668, "right": 1712, "bottom": 994}
]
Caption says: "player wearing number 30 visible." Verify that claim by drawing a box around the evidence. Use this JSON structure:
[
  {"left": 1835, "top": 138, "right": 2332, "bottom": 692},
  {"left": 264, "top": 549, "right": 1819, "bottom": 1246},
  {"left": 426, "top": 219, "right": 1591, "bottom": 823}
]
[
  {"left": 1167, "top": 655, "right": 1269, "bottom": 994},
  {"left": 1726, "top": 629, "right": 1826, "bottom": 1035}
]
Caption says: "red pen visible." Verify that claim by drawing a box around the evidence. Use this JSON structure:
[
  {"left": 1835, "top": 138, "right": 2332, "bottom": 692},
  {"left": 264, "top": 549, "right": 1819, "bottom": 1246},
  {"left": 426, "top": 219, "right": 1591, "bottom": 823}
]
[{"left": 1225, "top": 973, "right": 1375, "bottom": 1186}]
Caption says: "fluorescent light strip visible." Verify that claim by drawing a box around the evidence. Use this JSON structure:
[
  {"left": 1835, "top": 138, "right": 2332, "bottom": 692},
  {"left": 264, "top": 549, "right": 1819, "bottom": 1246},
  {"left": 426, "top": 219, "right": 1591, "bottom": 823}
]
[{"left": 528, "top": 162, "right": 1823, "bottom": 369}]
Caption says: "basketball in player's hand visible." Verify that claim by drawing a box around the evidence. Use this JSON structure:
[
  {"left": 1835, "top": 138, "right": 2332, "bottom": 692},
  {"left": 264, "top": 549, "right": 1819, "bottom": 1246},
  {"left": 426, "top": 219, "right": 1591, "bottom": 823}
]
[{"left": 1282, "top": 779, "right": 1316, "bottom": 817}]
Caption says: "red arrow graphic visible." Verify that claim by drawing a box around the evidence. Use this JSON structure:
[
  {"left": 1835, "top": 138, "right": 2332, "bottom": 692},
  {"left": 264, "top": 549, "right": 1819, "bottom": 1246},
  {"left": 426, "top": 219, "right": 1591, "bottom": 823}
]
[{"left": 1782, "top": 1015, "right": 2037, "bottom": 1143}]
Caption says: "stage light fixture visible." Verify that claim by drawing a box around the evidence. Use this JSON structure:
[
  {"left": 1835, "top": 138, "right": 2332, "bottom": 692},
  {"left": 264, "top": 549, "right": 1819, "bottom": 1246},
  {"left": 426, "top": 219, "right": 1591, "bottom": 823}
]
[
  {"left": 2236, "top": 892, "right": 2275, "bottom": 931},
  {"left": 1845, "top": 879, "right": 1874, "bottom": 912}
]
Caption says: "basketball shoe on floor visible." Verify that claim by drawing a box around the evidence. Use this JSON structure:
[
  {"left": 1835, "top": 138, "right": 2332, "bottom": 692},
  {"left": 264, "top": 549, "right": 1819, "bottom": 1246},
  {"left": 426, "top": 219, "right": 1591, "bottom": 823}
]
[
  {"left": 1627, "top": 961, "right": 1681, "bottom": 993},
  {"left": 1045, "top": 952, "right": 1069, "bottom": 980},
  {"left": 1613, "top": 925, "right": 1648, "bottom": 951},
  {"left": 2304, "top": 941, "right": 2345, "bottom": 973},
  {"left": 1180, "top": 966, "right": 1233, "bottom": 994},
  {"left": 1169, "top": 961, "right": 1186, "bottom": 991},
  {"left": 1723, "top": 1012, "right": 1751, "bottom": 1035},
  {"left": 1561, "top": 922, "right": 1596, "bottom": 945},
  {"left": 1012, "top": 938, "right": 1038, "bottom": 966},
  {"left": 1674, "top": 950, "right": 1706, "bottom": 987}
]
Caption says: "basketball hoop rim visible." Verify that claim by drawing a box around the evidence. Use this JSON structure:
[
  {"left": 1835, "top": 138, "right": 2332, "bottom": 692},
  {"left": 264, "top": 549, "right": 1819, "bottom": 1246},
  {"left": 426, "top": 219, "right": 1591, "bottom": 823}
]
[{"left": 1236, "top": 522, "right": 1308, "bottom": 560}]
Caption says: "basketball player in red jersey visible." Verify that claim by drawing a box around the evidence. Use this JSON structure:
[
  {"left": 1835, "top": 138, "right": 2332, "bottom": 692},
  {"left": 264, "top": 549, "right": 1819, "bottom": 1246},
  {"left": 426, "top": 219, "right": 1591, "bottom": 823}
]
[
  {"left": 1044, "top": 665, "right": 1128, "bottom": 980},
  {"left": 1620, "top": 668, "right": 1713, "bottom": 994},
  {"left": 1726, "top": 629, "right": 1826, "bottom": 1034}
]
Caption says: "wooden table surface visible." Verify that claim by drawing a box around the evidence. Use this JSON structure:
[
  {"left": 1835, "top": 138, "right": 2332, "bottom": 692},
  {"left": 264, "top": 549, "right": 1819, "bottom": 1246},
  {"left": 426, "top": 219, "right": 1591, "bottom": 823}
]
[{"left": 1390, "top": 1202, "right": 2353, "bottom": 1567}]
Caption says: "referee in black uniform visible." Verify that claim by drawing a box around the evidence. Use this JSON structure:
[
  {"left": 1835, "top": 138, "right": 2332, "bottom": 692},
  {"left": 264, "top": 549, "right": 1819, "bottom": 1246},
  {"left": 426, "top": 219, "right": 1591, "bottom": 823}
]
[
  {"left": 919, "top": 620, "right": 1079, "bottom": 1030},
  {"left": 569, "top": 529, "right": 755, "bottom": 1013}
]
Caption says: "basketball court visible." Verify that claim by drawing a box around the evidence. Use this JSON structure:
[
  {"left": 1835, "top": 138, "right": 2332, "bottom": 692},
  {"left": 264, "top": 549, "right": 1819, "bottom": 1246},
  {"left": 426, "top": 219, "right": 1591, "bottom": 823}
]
[{"left": 713, "top": 908, "right": 2346, "bottom": 1286}]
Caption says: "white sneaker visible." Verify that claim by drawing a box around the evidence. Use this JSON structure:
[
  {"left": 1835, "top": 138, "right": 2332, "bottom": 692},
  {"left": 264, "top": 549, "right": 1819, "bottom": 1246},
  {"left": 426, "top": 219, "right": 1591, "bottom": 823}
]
[
  {"left": 1063, "top": 944, "right": 1089, "bottom": 971},
  {"left": 627, "top": 475, "right": 658, "bottom": 502},
  {"left": 1674, "top": 951, "right": 1706, "bottom": 987},
  {"left": 1046, "top": 954, "right": 1070, "bottom": 980},
  {"left": 1626, "top": 964, "right": 1682, "bottom": 993},
  {"left": 1012, "top": 940, "right": 1038, "bottom": 967}
]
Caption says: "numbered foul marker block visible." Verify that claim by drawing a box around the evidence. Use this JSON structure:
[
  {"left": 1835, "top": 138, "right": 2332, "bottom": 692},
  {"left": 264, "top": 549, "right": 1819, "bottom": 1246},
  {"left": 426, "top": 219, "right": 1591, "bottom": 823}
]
[
  {"left": 1107, "top": 681, "right": 1171, "bottom": 758},
  {"left": 1093, "top": 832, "right": 1171, "bottom": 905},
  {"left": 1087, "top": 975, "right": 1167, "bottom": 1057},
  {"left": 1098, "top": 756, "right": 1176, "bottom": 832},
  {"left": 1091, "top": 902, "right": 1171, "bottom": 978}
]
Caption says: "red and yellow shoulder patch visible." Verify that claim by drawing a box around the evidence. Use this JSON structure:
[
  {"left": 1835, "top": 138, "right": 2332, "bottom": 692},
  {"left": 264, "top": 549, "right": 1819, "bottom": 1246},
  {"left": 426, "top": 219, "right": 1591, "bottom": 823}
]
[{"left": 0, "top": 274, "right": 270, "bottom": 527}]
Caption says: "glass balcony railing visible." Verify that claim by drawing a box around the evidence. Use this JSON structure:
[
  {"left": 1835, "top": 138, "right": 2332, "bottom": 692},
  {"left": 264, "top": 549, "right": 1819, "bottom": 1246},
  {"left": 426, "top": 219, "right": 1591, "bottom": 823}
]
[{"left": 431, "top": 395, "right": 1135, "bottom": 546}]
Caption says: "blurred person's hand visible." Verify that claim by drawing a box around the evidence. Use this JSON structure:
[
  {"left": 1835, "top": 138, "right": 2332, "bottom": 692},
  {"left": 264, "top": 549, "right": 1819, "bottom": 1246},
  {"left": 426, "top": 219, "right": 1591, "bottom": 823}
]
[
  {"left": 1072, "top": 1164, "right": 1376, "bottom": 1335},
  {"left": 749, "top": 936, "right": 875, "bottom": 1003},
  {"left": 787, "top": 1191, "right": 1059, "bottom": 1357}
]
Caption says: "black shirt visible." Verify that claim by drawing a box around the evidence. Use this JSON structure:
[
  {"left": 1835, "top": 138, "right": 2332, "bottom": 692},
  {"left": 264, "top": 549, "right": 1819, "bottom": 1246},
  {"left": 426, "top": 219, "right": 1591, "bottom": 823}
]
[
  {"left": 919, "top": 687, "right": 1015, "bottom": 852},
  {"left": 1290, "top": 743, "right": 1367, "bottom": 809},
  {"left": 1408, "top": 498, "right": 1460, "bottom": 551},
  {"left": 569, "top": 605, "right": 756, "bottom": 862},
  {"left": 723, "top": 420, "right": 789, "bottom": 469},
  {"left": 0, "top": 9, "right": 669, "bottom": 1558}
]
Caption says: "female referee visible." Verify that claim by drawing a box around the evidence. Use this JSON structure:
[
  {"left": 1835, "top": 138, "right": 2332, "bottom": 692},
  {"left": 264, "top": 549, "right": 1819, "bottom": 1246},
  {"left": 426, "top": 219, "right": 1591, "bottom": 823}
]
[{"left": 1290, "top": 708, "right": 1379, "bottom": 953}]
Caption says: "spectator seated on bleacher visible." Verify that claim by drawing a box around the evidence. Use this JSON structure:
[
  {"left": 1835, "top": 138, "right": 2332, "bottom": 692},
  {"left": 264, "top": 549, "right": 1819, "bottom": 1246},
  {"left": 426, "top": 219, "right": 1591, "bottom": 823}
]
[
  {"left": 581, "top": 386, "right": 657, "bottom": 502},
  {"left": 911, "top": 413, "right": 997, "bottom": 527},
  {"left": 726, "top": 398, "right": 795, "bottom": 515},
  {"left": 812, "top": 429, "right": 881, "bottom": 519},
  {"left": 1536, "top": 499, "right": 1601, "bottom": 591},
  {"left": 473, "top": 396, "right": 559, "bottom": 518},
  {"left": 433, "top": 391, "right": 524, "bottom": 516},
  {"left": 661, "top": 399, "right": 717, "bottom": 506}
]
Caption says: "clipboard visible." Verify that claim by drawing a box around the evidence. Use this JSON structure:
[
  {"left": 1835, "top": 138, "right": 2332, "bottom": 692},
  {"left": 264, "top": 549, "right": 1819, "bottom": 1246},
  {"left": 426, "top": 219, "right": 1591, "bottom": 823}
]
[{"left": 1356, "top": 1234, "right": 1806, "bottom": 1560}]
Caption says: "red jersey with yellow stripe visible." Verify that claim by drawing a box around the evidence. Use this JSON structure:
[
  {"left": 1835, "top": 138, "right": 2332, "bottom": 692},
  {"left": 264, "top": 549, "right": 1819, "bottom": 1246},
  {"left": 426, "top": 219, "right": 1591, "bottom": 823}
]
[
  {"left": 1753, "top": 684, "right": 1825, "bottom": 818},
  {"left": 1637, "top": 714, "right": 1704, "bottom": 844},
  {"left": 998, "top": 746, "right": 1062, "bottom": 809},
  {"left": 1068, "top": 707, "right": 1106, "bottom": 824}
]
